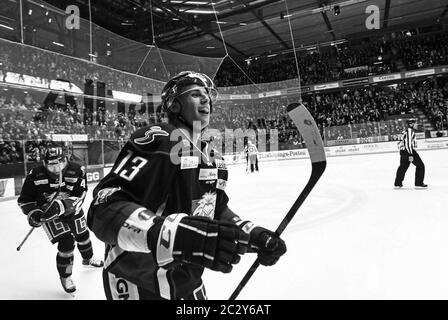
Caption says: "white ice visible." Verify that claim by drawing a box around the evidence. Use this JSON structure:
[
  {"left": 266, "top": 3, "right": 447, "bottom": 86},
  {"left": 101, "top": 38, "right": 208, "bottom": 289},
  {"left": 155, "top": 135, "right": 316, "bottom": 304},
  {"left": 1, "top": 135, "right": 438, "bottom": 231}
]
[{"left": 1, "top": 148, "right": 447, "bottom": 300}]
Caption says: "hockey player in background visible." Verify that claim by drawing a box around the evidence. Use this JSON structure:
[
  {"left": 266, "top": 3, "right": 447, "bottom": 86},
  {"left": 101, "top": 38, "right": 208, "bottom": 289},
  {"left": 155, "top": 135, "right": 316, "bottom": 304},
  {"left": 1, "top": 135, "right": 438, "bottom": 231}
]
[
  {"left": 17, "top": 146, "right": 104, "bottom": 295},
  {"left": 87, "top": 71, "right": 286, "bottom": 300},
  {"left": 246, "top": 140, "right": 259, "bottom": 173},
  {"left": 394, "top": 118, "right": 428, "bottom": 189}
]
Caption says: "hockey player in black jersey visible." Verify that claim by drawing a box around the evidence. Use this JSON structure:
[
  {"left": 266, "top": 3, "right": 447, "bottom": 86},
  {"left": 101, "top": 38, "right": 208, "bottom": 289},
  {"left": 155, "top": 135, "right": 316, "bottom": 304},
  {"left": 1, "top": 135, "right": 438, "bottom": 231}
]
[
  {"left": 394, "top": 118, "right": 427, "bottom": 189},
  {"left": 18, "top": 146, "right": 104, "bottom": 295},
  {"left": 87, "top": 71, "right": 287, "bottom": 300}
]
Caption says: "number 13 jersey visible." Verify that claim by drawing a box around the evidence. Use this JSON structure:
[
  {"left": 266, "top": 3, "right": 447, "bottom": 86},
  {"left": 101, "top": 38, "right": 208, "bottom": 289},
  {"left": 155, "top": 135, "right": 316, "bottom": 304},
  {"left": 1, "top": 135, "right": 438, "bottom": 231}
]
[{"left": 87, "top": 123, "right": 229, "bottom": 299}]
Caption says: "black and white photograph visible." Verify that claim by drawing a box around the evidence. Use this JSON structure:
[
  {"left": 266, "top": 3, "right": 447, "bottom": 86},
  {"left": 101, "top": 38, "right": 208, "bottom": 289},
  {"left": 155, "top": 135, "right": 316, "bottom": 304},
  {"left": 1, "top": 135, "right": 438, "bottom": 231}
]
[{"left": 0, "top": 0, "right": 447, "bottom": 304}]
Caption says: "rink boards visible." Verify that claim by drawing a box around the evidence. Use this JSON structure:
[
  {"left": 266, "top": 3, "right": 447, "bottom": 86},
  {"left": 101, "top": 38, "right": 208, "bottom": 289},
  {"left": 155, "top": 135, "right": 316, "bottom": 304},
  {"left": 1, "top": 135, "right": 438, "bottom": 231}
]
[{"left": 2, "top": 137, "right": 448, "bottom": 202}]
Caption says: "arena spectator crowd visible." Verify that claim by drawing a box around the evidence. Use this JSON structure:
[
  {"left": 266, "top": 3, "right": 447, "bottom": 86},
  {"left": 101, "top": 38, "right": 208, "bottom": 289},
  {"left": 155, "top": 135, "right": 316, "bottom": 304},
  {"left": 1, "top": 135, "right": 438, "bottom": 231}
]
[
  {"left": 0, "top": 30, "right": 447, "bottom": 163},
  {"left": 214, "top": 32, "right": 448, "bottom": 90}
]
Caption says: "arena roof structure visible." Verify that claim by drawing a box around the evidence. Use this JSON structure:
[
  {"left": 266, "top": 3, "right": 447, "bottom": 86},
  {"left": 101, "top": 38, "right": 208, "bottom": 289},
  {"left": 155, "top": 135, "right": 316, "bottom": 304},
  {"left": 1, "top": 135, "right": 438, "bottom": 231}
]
[{"left": 31, "top": 0, "right": 446, "bottom": 59}]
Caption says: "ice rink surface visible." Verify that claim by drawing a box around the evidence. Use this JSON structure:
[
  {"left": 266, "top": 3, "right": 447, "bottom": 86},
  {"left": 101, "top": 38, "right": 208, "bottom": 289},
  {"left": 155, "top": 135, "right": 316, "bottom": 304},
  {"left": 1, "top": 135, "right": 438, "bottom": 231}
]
[{"left": 1, "top": 148, "right": 447, "bottom": 300}]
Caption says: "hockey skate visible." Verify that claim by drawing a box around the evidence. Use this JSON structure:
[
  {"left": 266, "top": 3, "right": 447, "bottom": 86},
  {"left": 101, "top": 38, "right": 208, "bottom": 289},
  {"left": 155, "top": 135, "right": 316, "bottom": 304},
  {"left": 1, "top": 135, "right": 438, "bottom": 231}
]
[
  {"left": 415, "top": 183, "right": 428, "bottom": 189},
  {"left": 394, "top": 183, "right": 403, "bottom": 189},
  {"left": 60, "top": 276, "right": 76, "bottom": 296},
  {"left": 82, "top": 257, "right": 104, "bottom": 268}
]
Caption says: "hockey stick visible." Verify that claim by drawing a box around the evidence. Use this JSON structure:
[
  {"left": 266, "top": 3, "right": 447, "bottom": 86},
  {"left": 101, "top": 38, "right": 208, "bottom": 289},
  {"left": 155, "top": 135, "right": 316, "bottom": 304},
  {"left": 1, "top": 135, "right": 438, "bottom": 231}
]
[
  {"left": 229, "top": 103, "right": 327, "bottom": 300},
  {"left": 17, "top": 168, "right": 63, "bottom": 251}
]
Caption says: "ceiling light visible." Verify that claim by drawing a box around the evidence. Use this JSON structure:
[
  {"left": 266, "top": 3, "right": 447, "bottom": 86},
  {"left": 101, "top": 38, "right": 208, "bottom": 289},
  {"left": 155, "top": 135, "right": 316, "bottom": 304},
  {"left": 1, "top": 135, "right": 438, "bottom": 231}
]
[
  {"left": 171, "top": 1, "right": 210, "bottom": 4},
  {"left": 182, "top": 9, "right": 218, "bottom": 14},
  {"left": 0, "top": 24, "right": 14, "bottom": 30}
]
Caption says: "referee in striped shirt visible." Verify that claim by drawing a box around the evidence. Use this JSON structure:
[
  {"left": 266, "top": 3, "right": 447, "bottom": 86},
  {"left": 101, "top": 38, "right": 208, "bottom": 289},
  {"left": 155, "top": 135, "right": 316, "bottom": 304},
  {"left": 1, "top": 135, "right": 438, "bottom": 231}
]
[{"left": 394, "top": 118, "right": 427, "bottom": 189}]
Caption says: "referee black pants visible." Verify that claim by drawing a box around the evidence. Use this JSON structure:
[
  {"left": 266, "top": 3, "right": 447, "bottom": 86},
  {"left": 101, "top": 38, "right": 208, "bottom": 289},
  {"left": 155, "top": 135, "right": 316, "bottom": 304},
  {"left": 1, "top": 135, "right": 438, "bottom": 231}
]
[{"left": 394, "top": 150, "right": 425, "bottom": 186}]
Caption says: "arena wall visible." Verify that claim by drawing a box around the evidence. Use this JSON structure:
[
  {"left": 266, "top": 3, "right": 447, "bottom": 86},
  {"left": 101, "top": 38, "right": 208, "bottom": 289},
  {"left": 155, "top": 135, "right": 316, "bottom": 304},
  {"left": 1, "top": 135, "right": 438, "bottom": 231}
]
[{"left": 2, "top": 133, "right": 447, "bottom": 202}]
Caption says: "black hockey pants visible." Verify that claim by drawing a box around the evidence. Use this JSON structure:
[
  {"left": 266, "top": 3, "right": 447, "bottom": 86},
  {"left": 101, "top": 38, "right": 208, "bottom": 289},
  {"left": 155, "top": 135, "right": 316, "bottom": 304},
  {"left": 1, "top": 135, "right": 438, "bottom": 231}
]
[{"left": 394, "top": 150, "right": 425, "bottom": 186}]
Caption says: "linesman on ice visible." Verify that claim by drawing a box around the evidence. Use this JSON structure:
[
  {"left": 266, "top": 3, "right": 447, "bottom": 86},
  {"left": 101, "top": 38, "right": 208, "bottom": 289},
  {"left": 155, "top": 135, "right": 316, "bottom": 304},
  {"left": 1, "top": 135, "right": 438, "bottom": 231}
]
[{"left": 394, "top": 118, "right": 427, "bottom": 189}]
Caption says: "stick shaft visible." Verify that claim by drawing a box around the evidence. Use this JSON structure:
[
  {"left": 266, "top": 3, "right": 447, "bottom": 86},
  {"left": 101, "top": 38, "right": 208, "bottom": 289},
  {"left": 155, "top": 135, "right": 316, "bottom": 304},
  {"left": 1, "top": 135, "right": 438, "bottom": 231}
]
[
  {"left": 16, "top": 227, "right": 35, "bottom": 251},
  {"left": 229, "top": 103, "right": 326, "bottom": 300}
]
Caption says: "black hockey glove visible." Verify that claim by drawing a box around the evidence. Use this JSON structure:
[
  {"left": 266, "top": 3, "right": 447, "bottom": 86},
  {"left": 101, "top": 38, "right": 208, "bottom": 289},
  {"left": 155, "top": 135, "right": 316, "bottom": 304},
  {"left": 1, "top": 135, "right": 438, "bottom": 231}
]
[
  {"left": 249, "top": 226, "right": 287, "bottom": 266},
  {"left": 42, "top": 198, "right": 79, "bottom": 222},
  {"left": 235, "top": 220, "right": 287, "bottom": 266},
  {"left": 27, "top": 209, "right": 44, "bottom": 227},
  {"left": 149, "top": 214, "right": 249, "bottom": 273}
]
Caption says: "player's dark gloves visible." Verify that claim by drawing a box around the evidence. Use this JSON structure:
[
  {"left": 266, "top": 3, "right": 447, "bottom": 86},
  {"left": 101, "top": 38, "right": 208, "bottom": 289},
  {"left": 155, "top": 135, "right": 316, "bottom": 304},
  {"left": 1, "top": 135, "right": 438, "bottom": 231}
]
[
  {"left": 234, "top": 219, "right": 287, "bottom": 266},
  {"left": 27, "top": 209, "right": 44, "bottom": 227},
  {"left": 149, "top": 214, "right": 249, "bottom": 273},
  {"left": 249, "top": 226, "right": 287, "bottom": 266},
  {"left": 42, "top": 198, "right": 79, "bottom": 222}
]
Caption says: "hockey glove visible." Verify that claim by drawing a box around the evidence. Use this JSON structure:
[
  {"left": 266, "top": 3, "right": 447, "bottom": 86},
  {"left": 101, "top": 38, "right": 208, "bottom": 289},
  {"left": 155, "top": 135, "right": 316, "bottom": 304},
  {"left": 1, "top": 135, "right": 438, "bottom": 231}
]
[
  {"left": 27, "top": 209, "right": 44, "bottom": 227},
  {"left": 150, "top": 214, "right": 249, "bottom": 273},
  {"left": 42, "top": 198, "right": 80, "bottom": 222},
  {"left": 249, "top": 226, "right": 287, "bottom": 266},
  {"left": 236, "top": 220, "right": 287, "bottom": 266}
]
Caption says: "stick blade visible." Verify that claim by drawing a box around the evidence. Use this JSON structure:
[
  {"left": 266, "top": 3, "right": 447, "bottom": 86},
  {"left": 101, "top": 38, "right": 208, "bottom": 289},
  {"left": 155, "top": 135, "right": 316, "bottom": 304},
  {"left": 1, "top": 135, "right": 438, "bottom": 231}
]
[{"left": 287, "top": 103, "right": 326, "bottom": 164}]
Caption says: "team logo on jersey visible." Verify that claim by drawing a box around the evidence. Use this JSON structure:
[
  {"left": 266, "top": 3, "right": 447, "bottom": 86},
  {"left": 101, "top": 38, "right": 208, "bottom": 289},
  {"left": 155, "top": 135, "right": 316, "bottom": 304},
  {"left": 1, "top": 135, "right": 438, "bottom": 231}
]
[
  {"left": 198, "top": 168, "right": 218, "bottom": 180},
  {"left": 214, "top": 159, "right": 227, "bottom": 170},
  {"left": 94, "top": 187, "right": 121, "bottom": 205},
  {"left": 192, "top": 192, "right": 216, "bottom": 219},
  {"left": 43, "top": 191, "right": 69, "bottom": 202},
  {"left": 134, "top": 126, "right": 169, "bottom": 145},
  {"left": 180, "top": 156, "right": 199, "bottom": 170}
]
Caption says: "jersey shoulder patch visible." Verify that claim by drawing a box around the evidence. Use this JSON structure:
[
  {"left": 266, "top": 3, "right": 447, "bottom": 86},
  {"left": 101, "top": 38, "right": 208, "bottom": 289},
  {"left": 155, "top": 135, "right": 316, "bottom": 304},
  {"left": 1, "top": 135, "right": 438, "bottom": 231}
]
[{"left": 133, "top": 125, "right": 170, "bottom": 146}]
